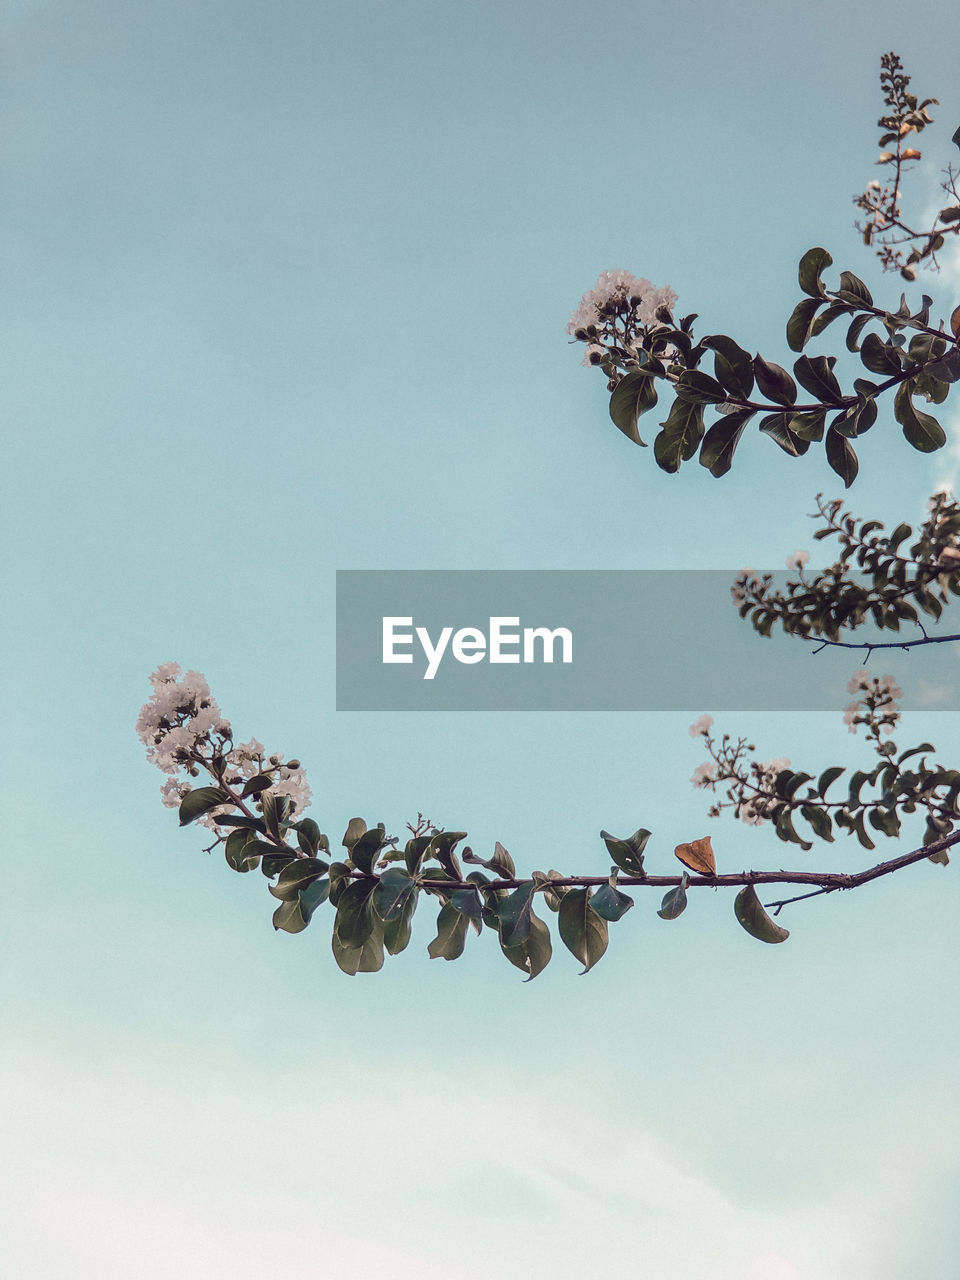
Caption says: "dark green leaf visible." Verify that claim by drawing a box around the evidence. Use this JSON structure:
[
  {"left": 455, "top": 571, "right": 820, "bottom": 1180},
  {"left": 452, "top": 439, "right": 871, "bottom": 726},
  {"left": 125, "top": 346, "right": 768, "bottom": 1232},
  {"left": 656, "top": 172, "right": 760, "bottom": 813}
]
[
  {"left": 703, "top": 335, "right": 755, "bottom": 399},
  {"left": 894, "top": 383, "right": 946, "bottom": 452},
  {"left": 272, "top": 897, "right": 310, "bottom": 934},
  {"left": 753, "top": 354, "right": 797, "bottom": 406},
  {"left": 837, "top": 270, "right": 873, "bottom": 306},
  {"left": 609, "top": 369, "right": 658, "bottom": 445},
  {"left": 334, "top": 880, "right": 378, "bottom": 948},
  {"left": 240, "top": 774, "right": 273, "bottom": 799},
  {"left": 786, "top": 297, "right": 823, "bottom": 352},
  {"left": 261, "top": 791, "right": 293, "bottom": 841},
  {"left": 759, "top": 413, "right": 811, "bottom": 457},
  {"left": 600, "top": 829, "right": 650, "bottom": 876},
  {"left": 793, "top": 355, "right": 844, "bottom": 405},
  {"left": 499, "top": 911, "right": 553, "bottom": 981},
  {"left": 825, "top": 426, "right": 859, "bottom": 487},
  {"left": 427, "top": 902, "right": 470, "bottom": 960},
  {"left": 558, "top": 889, "right": 608, "bottom": 973},
  {"left": 495, "top": 882, "right": 539, "bottom": 948},
  {"left": 657, "top": 874, "right": 689, "bottom": 921},
  {"left": 224, "top": 828, "right": 260, "bottom": 873},
  {"left": 675, "top": 369, "right": 727, "bottom": 404},
  {"left": 462, "top": 841, "right": 516, "bottom": 878},
  {"left": 589, "top": 882, "right": 635, "bottom": 922},
  {"left": 299, "top": 877, "right": 329, "bottom": 921},
  {"left": 178, "top": 787, "right": 230, "bottom": 827},
  {"left": 798, "top": 246, "right": 833, "bottom": 298},
  {"left": 860, "top": 331, "right": 902, "bottom": 375},
  {"left": 332, "top": 921, "right": 384, "bottom": 975},
  {"left": 268, "top": 857, "right": 330, "bottom": 901},
  {"left": 801, "top": 805, "right": 834, "bottom": 842},
  {"left": 654, "top": 399, "right": 705, "bottom": 473},
  {"left": 817, "top": 766, "right": 845, "bottom": 797},
  {"left": 371, "top": 868, "right": 418, "bottom": 922},
  {"left": 734, "top": 885, "right": 790, "bottom": 944},
  {"left": 342, "top": 817, "right": 367, "bottom": 850},
  {"left": 699, "top": 409, "right": 755, "bottom": 477},
  {"left": 350, "top": 824, "right": 388, "bottom": 874},
  {"left": 295, "top": 818, "right": 324, "bottom": 856}
]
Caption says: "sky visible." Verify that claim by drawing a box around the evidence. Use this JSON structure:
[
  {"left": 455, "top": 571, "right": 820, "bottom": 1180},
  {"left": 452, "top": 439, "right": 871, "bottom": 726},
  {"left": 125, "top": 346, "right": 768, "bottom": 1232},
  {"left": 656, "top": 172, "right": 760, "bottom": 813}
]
[{"left": 3, "top": 1, "right": 960, "bottom": 1276}]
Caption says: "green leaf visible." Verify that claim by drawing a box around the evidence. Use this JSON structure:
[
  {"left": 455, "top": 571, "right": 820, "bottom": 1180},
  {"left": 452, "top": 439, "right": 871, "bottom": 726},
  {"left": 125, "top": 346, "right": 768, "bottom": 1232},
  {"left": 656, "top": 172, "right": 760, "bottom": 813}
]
[
  {"left": 558, "top": 889, "right": 608, "bottom": 973},
  {"left": 817, "top": 766, "right": 845, "bottom": 797},
  {"left": 753, "top": 354, "right": 797, "bottom": 406},
  {"left": 825, "top": 426, "right": 859, "bottom": 487},
  {"left": 654, "top": 399, "right": 705, "bottom": 473},
  {"left": 759, "top": 413, "right": 811, "bottom": 457},
  {"left": 462, "top": 841, "right": 516, "bottom": 878},
  {"left": 260, "top": 851, "right": 298, "bottom": 879},
  {"left": 427, "top": 902, "right": 470, "bottom": 961},
  {"left": 240, "top": 774, "right": 273, "bottom": 799},
  {"left": 371, "top": 868, "right": 419, "bottom": 922},
  {"left": 674, "top": 369, "right": 727, "bottom": 404},
  {"left": 295, "top": 818, "right": 324, "bottom": 856},
  {"left": 299, "top": 877, "right": 329, "bottom": 921},
  {"left": 657, "top": 873, "right": 690, "bottom": 920},
  {"left": 793, "top": 355, "right": 844, "bottom": 405},
  {"left": 449, "top": 887, "right": 484, "bottom": 920},
  {"left": 589, "top": 882, "right": 634, "bottom": 921},
  {"left": 272, "top": 897, "right": 310, "bottom": 934},
  {"left": 495, "top": 882, "right": 539, "bottom": 948},
  {"left": 350, "top": 823, "right": 388, "bottom": 874},
  {"left": 342, "top": 817, "right": 368, "bottom": 850},
  {"left": 178, "top": 787, "right": 230, "bottom": 827},
  {"left": 224, "top": 828, "right": 260, "bottom": 873},
  {"left": 703, "top": 335, "right": 755, "bottom": 399},
  {"left": 332, "top": 920, "right": 385, "bottom": 975},
  {"left": 382, "top": 889, "right": 418, "bottom": 955},
  {"left": 334, "top": 880, "right": 378, "bottom": 948},
  {"left": 787, "top": 409, "right": 826, "bottom": 442},
  {"left": 801, "top": 805, "right": 834, "bottom": 842},
  {"left": 600, "top": 829, "right": 650, "bottom": 876},
  {"left": 609, "top": 369, "right": 658, "bottom": 445},
  {"left": 894, "top": 382, "right": 946, "bottom": 452},
  {"left": 837, "top": 269, "right": 873, "bottom": 306},
  {"left": 860, "top": 331, "right": 902, "bottom": 375},
  {"left": 786, "top": 297, "right": 823, "bottom": 352},
  {"left": 798, "top": 246, "right": 833, "bottom": 298},
  {"left": 268, "top": 857, "right": 330, "bottom": 901},
  {"left": 429, "top": 831, "right": 468, "bottom": 880},
  {"left": 499, "top": 911, "right": 553, "bottom": 981},
  {"left": 698, "top": 409, "right": 755, "bottom": 478},
  {"left": 845, "top": 312, "right": 872, "bottom": 352},
  {"left": 734, "top": 884, "right": 790, "bottom": 944},
  {"left": 261, "top": 791, "right": 293, "bottom": 841}
]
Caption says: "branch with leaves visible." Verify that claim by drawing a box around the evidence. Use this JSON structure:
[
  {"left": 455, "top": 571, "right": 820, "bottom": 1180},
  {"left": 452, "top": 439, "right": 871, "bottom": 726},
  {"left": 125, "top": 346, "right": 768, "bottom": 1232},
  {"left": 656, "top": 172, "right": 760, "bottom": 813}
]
[
  {"left": 137, "top": 664, "right": 956, "bottom": 974},
  {"left": 569, "top": 58, "right": 960, "bottom": 484},
  {"left": 733, "top": 490, "right": 960, "bottom": 646}
]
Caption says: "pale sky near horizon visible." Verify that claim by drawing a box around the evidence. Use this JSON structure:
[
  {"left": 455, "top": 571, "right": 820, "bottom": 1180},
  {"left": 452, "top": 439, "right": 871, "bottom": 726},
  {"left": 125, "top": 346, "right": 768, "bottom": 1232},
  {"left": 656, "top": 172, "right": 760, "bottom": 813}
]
[{"left": 3, "top": 2, "right": 960, "bottom": 1276}]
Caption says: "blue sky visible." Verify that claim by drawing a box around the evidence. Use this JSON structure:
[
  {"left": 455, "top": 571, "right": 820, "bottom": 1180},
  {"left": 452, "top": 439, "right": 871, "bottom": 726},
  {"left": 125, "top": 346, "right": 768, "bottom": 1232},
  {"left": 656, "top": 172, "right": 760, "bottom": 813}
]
[{"left": 3, "top": 2, "right": 960, "bottom": 1275}]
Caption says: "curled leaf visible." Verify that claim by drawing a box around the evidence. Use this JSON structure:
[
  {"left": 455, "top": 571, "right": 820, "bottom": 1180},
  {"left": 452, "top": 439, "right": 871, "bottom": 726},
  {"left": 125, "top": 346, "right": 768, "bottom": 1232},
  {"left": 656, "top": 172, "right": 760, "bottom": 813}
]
[
  {"left": 674, "top": 836, "right": 716, "bottom": 876},
  {"left": 734, "top": 885, "right": 790, "bottom": 944}
]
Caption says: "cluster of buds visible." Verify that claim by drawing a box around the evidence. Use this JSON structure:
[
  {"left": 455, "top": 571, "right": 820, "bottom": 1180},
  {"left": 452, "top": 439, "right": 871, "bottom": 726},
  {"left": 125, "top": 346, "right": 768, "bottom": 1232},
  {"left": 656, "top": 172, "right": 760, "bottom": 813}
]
[{"left": 842, "top": 671, "right": 902, "bottom": 742}]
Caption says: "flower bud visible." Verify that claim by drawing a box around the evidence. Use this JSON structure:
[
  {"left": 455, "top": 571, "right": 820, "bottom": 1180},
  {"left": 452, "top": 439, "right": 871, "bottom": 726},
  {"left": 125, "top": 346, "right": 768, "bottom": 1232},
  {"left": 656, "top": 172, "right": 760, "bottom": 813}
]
[
  {"left": 900, "top": 265, "right": 918, "bottom": 281},
  {"left": 287, "top": 759, "right": 301, "bottom": 769}
]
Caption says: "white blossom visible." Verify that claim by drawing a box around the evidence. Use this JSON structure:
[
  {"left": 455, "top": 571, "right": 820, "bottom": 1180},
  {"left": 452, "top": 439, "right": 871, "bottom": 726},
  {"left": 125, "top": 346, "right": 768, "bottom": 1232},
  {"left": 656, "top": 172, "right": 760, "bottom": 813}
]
[
  {"left": 689, "top": 714, "right": 714, "bottom": 738},
  {"left": 691, "top": 762, "right": 717, "bottom": 789},
  {"left": 786, "top": 550, "right": 810, "bottom": 571},
  {"left": 567, "top": 270, "right": 678, "bottom": 337}
]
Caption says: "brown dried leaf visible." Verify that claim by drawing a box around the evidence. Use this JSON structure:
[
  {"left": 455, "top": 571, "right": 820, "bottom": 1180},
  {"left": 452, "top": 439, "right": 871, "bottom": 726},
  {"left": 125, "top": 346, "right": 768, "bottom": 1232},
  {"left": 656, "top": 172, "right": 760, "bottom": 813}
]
[{"left": 674, "top": 836, "right": 717, "bottom": 876}]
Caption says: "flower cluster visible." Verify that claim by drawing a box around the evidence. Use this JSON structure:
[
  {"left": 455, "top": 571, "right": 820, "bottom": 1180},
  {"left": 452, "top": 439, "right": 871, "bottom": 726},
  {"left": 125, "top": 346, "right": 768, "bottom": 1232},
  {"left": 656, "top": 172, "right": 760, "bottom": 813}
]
[
  {"left": 567, "top": 269, "right": 678, "bottom": 368},
  {"left": 842, "top": 671, "right": 902, "bottom": 738},
  {"left": 137, "top": 663, "right": 312, "bottom": 835}
]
